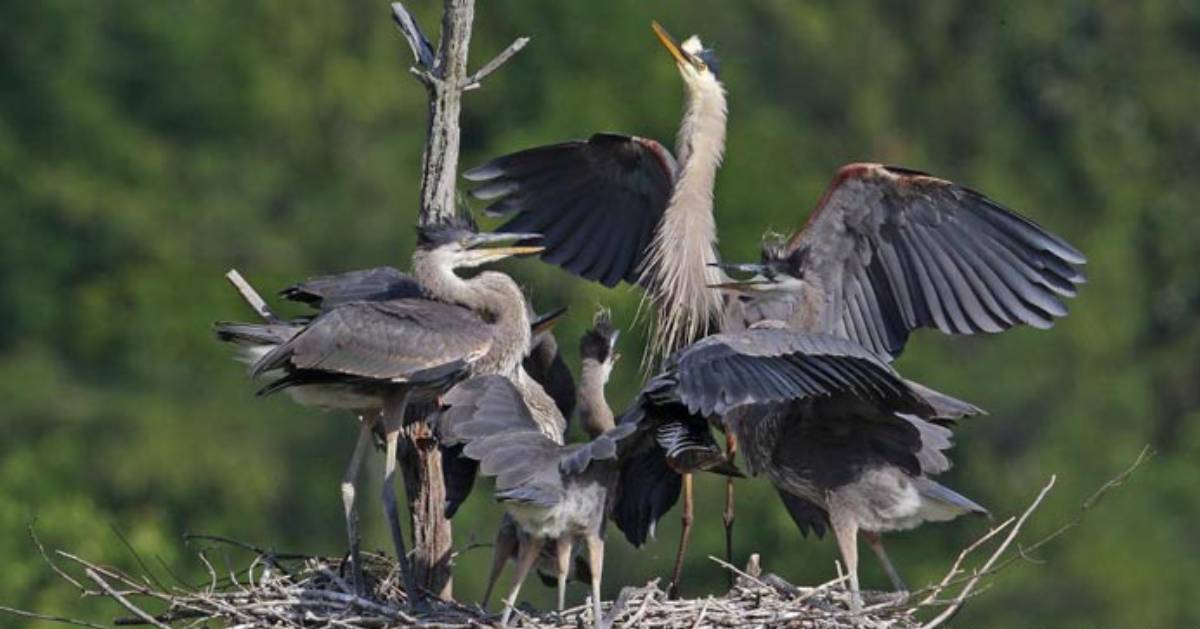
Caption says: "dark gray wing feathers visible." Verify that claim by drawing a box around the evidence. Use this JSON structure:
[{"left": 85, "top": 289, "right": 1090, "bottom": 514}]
[
  {"left": 279, "top": 266, "right": 422, "bottom": 310},
  {"left": 465, "top": 134, "right": 676, "bottom": 287},
  {"left": 438, "top": 376, "right": 635, "bottom": 510},
  {"left": 782, "top": 164, "right": 1086, "bottom": 359},
  {"left": 250, "top": 299, "right": 490, "bottom": 381},
  {"left": 670, "top": 330, "right": 932, "bottom": 418}
]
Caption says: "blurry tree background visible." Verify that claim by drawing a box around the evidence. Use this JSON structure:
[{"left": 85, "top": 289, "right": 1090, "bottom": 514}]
[{"left": 2, "top": 1, "right": 1198, "bottom": 626}]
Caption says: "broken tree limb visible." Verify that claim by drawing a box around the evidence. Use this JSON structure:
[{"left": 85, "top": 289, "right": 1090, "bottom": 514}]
[
  {"left": 224, "top": 269, "right": 278, "bottom": 323},
  {"left": 388, "top": 0, "right": 528, "bottom": 601}
]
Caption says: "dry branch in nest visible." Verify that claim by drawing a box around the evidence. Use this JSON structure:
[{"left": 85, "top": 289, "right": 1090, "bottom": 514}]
[{"left": 4, "top": 448, "right": 1151, "bottom": 629}]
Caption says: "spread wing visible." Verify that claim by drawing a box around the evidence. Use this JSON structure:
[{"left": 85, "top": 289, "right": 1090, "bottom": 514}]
[
  {"left": 668, "top": 329, "right": 934, "bottom": 418},
  {"left": 770, "top": 163, "right": 1086, "bottom": 359},
  {"left": 438, "top": 375, "right": 634, "bottom": 509},
  {"left": 279, "top": 266, "right": 423, "bottom": 310},
  {"left": 251, "top": 299, "right": 491, "bottom": 381},
  {"left": 465, "top": 133, "right": 677, "bottom": 287},
  {"left": 612, "top": 329, "right": 931, "bottom": 547}
]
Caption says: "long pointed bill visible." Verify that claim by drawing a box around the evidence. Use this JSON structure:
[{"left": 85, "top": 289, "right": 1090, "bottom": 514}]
[
  {"left": 652, "top": 21, "right": 691, "bottom": 66},
  {"left": 707, "top": 279, "right": 775, "bottom": 291},
  {"left": 709, "top": 261, "right": 771, "bottom": 275},
  {"left": 466, "top": 231, "right": 542, "bottom": 249},
  {"left": 530, "top": 306, "right": 568, "bottom": 336},
  {"left": 482, "top": 245, "right": 545, "bottom": 259},
  {"left": 708, "top": 261, "right": 778, "bottom": 292}
]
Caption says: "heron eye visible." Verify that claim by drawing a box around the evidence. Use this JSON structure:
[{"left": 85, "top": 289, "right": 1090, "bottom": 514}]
[{"left": 695, "top": 61, "right": 707, "bottom": 72}]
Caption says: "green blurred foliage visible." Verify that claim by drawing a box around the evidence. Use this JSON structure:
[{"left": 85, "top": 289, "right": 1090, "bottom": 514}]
[{"left": 2, "top": 1, "right": 1198, "bottom": 626}]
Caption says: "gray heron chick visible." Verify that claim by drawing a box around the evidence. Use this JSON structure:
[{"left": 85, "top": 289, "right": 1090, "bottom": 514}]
[
  {"left": 437, "top": 372, "right": 637, "bottom": 627},
  {"left": 478, "top": 308, "right": 621, "bottom": 612},
  {"left": 443, "top": 305, "right": 575, "bottom": 523},
  {"left": 216, "top": 218, "right": 544, "bottom": 599},
  {"left": 466, "top": 21, "right": 1084, "bottom": 591},
  {"left": 612, "top": 328, "right": 988, "bottom": 612}
]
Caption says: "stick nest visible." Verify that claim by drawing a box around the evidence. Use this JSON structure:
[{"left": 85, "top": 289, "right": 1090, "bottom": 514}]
[
  {"left": 42, "top": 542, "right": 926, "bottom": 628},
  {"left": 8, "top": 448, "right": 1152, "bottom": 629}
]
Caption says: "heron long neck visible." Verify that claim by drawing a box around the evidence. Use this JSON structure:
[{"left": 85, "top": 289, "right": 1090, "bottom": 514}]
[
  {"left": 413, "top": 257, "right": 531, "bottom": 377},
  {"left": 577, "top": 358, "right": 614, "bottom": 439},
  {"left": 640, "top": 78, "right": 728, "bottom": 367},
  {"left": 514, "top": 367, "right": 567, "bottom": 444}
]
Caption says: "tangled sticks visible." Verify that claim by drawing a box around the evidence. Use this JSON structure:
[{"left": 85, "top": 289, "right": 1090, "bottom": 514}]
[{"left": 6, "top": 447, "right": 1150, "bottom": 628}]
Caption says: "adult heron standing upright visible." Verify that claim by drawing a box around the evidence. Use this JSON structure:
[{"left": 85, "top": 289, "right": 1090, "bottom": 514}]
[
  {"left": 465, "top": 20, "right": 1086, "bottom": 592},
  {"left": 215, "top": 218, "right": 547, "bottom": 598}
]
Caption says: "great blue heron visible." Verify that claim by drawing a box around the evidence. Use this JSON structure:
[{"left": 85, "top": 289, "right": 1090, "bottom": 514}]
[
  {"left": 466, "top": 21, "right": 1085, "bottom": 593},
  {"left": 436, "top": 372, "right": 636, "bottom": 627},
  {"left": 442, "top": 303, "right": 578, "bottom": 521},
  {"left": 611, "top": 327, "right": 987, "bottom": 612},
  {"left": 478, "top": 309, "right": 621, "bottom": 613},
  {"left": 228, "top": 263, "right": 572, "bottom": 518},
  {"left": 215, "top": 218, "right": 544, "bottom": 599}
]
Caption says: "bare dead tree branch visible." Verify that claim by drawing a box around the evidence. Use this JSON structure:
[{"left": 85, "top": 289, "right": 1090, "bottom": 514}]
[
  {"left": 84, "top": 569, "right": 171, "bottom": 629},
  {"left": 920, "top": 476, "right": 1057, "bottom": 629},
  {"left": 0, "top": 606, "right": 107, "bottom": 629},
  {"left": 224, "top": 269, "right": 278, "bottom": 323},
  {"left": 465, "top": 37, "right": 530, "bottom": 90},
  {"left": 389, "top": 3, "right": 434, "bottom": 71},
  {"left": 387, "top": 0, "right": 528, "bottom": 600}
]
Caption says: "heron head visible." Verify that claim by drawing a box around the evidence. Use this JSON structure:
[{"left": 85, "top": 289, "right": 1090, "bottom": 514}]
[
  {"left": 415, "top": 218, "right": 543, "bottom": 270},
  {"left": 580, "top": 308, "right": 621, "bottom": 368},
  {"left": 652, "top": 21, "right": 721, "bottom": 88},
  {"left": 706, "top": 238, "right": 805, "bottom": 295}
]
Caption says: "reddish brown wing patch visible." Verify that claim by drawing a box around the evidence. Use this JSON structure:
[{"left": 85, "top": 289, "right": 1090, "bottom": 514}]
[{"left": 790, "top": 163, "right": 880, "bottom": 248}]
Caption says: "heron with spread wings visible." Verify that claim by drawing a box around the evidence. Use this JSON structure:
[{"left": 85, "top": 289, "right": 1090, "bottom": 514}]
[
  {"left": 611, "top": 328, "right": 988, "bottom": 612},
  {"left": 465, "top": 21, "right": 1085, "bottom": 594}
]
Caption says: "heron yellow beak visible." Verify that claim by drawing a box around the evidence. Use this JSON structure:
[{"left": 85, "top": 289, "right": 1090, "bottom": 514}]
[
  {"left": 652, "top": 21, "right": 690, "bottom": 66},
  {"left": 489, "top": 245, "right": 545, "bottom": 258},
  {"left": 530, "top": 306, "right": 567, "bottom": 336}
]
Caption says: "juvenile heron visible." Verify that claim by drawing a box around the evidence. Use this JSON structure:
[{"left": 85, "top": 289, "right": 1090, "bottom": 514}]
[
  {"left": 437, "top": 372, "right": 636, "bottom": 627},
  {"left": 466, "top": 20, "right": 1085, "bottom": 592},
  {"left": 479, "top": 309, "right": 621, "bottom": 613},
  {"left": 216, "top": 218, "right": 544, "bottom": 598},
  {"left": 612, "top": 327, "right": 987, "bottom": 613}
]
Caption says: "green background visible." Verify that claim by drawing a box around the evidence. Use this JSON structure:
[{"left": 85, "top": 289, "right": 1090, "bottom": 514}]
[{"left": 2, "top": 1, "right": 1197, "bottom": 626}]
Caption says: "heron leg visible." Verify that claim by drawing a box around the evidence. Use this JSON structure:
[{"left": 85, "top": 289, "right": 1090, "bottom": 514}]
[
  {"left": 830, "top": 508, "right": 862, "bottom": 614},
  {"left": 555, "top": 537, "right": 573, "bottom": 612},
  {"left": 585, "top": 532, "right": 606, "bottom": 629},
  {"left": 482, "top": 520, "right": 517, "bottom": 609},
  {"left": 862, "top": 530, "right": 907, "bottom": 593},
  {"left": 500, "top": 535, "right": 544, "bottom": 627},
  {"left": 723, "top": 431, "right": 738, "bottom": 589},
  {"left": 381, "top": 395, "right": 419, "bottom": 605},
  {"left": 667, "top": 472, "right": 694, "bottom": 599},
  {"left": 341, "top": 413, "right": 376, "bottom": 596}
]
